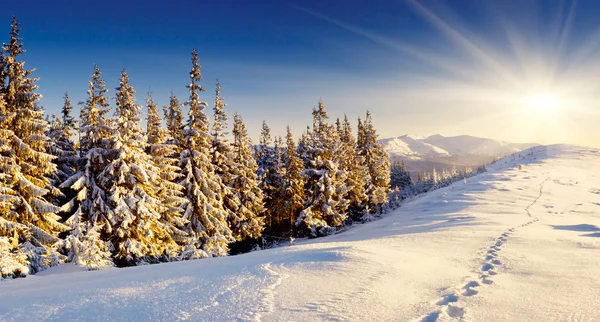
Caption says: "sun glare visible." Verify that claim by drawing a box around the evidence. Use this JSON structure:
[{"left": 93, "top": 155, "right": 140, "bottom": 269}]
[{"left": 527, "top": 93, "right": 559, "bottom": 112}]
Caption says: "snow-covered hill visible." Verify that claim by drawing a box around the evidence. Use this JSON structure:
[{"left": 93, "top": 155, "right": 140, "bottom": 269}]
[
  {"left": 380, "top": 134, "right": 537, "bottom": 160},
  {"left": 1, "top": 145, "right": 599, "bottom": 321}
]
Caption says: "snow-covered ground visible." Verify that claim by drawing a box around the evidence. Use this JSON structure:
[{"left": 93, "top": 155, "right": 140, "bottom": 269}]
[{"left": 1, "top": 145, "right": 599, "bottom": 321}]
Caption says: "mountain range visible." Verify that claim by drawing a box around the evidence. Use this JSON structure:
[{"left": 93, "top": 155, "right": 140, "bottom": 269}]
[
  {"left": 379, "top": 134, "right": 538, "bottom": 160},
  {"left": 379, "top": 134, "right": 538, "bottom": 177}
]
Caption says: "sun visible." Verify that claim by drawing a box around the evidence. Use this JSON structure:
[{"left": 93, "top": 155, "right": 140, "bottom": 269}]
[{"left": 527, "top": 93, "right": 559, "bottom": 112}]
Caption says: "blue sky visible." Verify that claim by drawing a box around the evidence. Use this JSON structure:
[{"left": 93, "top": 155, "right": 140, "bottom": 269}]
[{"left": 2, "top": 0, "right": 599, "bottom": 147}]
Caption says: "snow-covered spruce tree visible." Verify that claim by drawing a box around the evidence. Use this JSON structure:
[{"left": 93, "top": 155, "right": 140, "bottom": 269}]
[
  {"left": 164, "top": 92, "right": 185, "bottom": 152},
  {"left": 179, "top": 49, "right": 234, "bottom": 258},
  {"left": 357, "top": 111, "right": 390, "bottom": 214},
  {"left": 281, "top": 126, "right": 305, "bottom": 235},
  {"left": 0, "top": 17, "right": 69, "bottom": 276},
  {"left": 337, "top": 115, "right": 369, "bottom": 221},
  {"left": 431, "top": 168, "right": 440, "bottom": 188},
  {"left": 146, "top": 91, "right": 188, "bottom": 257},
  {"left": 388, "top": 160, "right": 413, "bottom": 205},
  {"left": 297, "top": 100, "right": 349, "bottom": 237},
  {"left": 228, "top": 113, "right": 265, "bottom": 249},
  {"left": 46, "top": 93, "right": 78, "bottom": 210},
  {"left": 256, "top": 121, "right": 285, "bottom": 236},
  {"left": 272, "top": 136, "right": 287, "bottom": 231},
  {"left": 209, "top": 80, "right": 241, "bottom": 237},
  {"left": 79, "top": 65, "right": 113, "bottom": 156},
  {"left": 98, "top": 70, "right": 178, "bottom": 266},
  {"left": 256, "top": 120, "right": 273, "bottom": 180},
  {"left": 297, "top": 126, "right": 311, "bottom": 164},
  {"left": 390, "top": 160, "right": 411, "bottom": 190},
  {"left": 60, "top": 65, "right": 113, "bottom": 270},
  {"left": 53, "top": 93, "right": 77, "bottom": 175},
  {"left": 0, "top": 93, "right": 30, "bottom": 279}
]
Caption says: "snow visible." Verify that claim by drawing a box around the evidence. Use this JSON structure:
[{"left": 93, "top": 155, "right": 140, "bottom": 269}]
[
  {"left": 1, "top": 144, "right": 599, "bottom": 321},
  {"left": 379, "top": 134, "right": 451, "bottom": 159},
  {"left": 380, "top": 134, "right": 538, "bottom": 159}
]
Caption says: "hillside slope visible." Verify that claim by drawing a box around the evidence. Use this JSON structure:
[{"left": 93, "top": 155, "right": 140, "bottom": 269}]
[{"left": 0, "top": 145, "right": 599, "bottom": 321}]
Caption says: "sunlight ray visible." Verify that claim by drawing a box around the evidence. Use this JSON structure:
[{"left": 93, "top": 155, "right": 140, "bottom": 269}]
[{"left": 405, "top": 0, "right": 523, "bottom": 90}]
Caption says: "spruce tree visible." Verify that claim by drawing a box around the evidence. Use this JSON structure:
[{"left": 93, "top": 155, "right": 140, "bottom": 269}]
[
  {"left": 99, "top": 70, "right": 178, "bottom": 266},
  {"left": 281, "top": 126, "right": 305, "bottom": 235},
  {"left": 338, "top": 115, "right": 369, "bottom": 220},
  {"left": 146, "top": 92, "right": 162, "bottom": 147},
  {"left": 271, "top": 136, "right": 287, "bottom": 231},
  {"left": 179, "top": 49, "right": 233, "bottom": 258},
  {"left": 0, "top": 93, "right": 29, "bottom": 278},
  {"left": 390, "top": 160, "right": 413, "bottom": 200},
  {"left": 79, "top": 65, "right": 112, "bottom": 155},
  {"left": 164, "top": 92, "right": 184, "bottom": 151},
  {"left": 146, "top": 91, "right": 188, "bottom": 258},
  {"left": 297, "top": 100, "right": 349, "bottom": 236},
  {"left": 431, "top": 168, "right": 440, "bottom": 188},
  {"left": 47, "top": 93, "right": 78, "bottom": 193},
  {"left": 357, "top": 111, "right": 390, "bottom": 214},
  {"left": 60, "top": 65, "right": 113, "bottom": 270},
  {"left": 229, "top": 113, "right": 265, "bottom": 244},
  {"left": 209, "top": 80, "right": 240, "bottom": 234},
  {"left": 256, "top": 121, "right": 285, "bottom": 236},
  {"left": 390, "top": 160, "right": 411, "bottom": 190},
  {"left": 0, "top": 17, "right": 69, "bottom": 275}
]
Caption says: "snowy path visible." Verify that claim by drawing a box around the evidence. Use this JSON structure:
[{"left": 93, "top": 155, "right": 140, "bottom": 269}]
[{"left": 1, "top": 145, "right": 599, "bottom": 321}]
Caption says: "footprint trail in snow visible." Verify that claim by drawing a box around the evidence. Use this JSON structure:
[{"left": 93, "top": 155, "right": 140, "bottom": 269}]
[{"left": 419, "top": 177, "right": 550, "bottom": 321}]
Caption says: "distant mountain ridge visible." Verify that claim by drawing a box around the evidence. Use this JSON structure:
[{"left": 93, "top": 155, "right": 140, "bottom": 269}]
[{"left": 379, "top": 134, "right": 538, "bottom": 160}]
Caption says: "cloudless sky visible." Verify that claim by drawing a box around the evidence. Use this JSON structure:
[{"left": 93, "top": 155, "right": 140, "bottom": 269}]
[{"left": 2, "top": 0, "right": 599, "bottom": 147}]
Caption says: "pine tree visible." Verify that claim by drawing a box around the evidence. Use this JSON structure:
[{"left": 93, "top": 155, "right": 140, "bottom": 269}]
[
  {"left": 390, "top": 160, "right": 413, "bottom": 200},
  {"left": 209, "top": 80, "right": 240, "bottom": 235},
  {"left": 146, "top": 92, "right": 162, "bottom": 147},
  {"left": 60, "top": 65, "right": 113, "bottom": 270},
  {"left": 431, "top": 168, "right": 440, "bottom": 187},
  {"left": 281, "top": 126, "right": 305, "bottom": 236},
  {"left": 47, "top": 93, "right": 78, "bottom": 198},
  {"left": 451, "top": 163, "right": 458, "bottom": 179},
  {"left": 146, "top": 91, "right": 188, "bottom": 258},
  {"left": 297, "top": 126, "right": 311, "bottom": 164},
  {"left": 179, "top": 49, "right": 234, "bottom": 258},
  {"left": 338, "top": 115, "right": 369, "bottom": 220},
  {"left": 357, "top": 111, "right": 390, "bottom": 214},
  {"left": 98, "top": 70, "right": 177, "bottom": 266},
  {"left": 164, "top": 92, "right": 184, "bottom": 151},
  {"left": 390, "top": 160, "right": 411, "bottom": 190},
  {"left": 256, "top": 121, "right": 285, "bottom": 236},
  {"left": 271, "top": 136, "right": 287, "bottom": 231},
  {"left": 229, "top": 113, "right": 265, "bottom": 245},
  {"left": 0, "top": 17, "right": 69, "bottom": 276},
  {"left": 79, "top": 65, "right": 112, "bottom": 155},
  {"left": 297, "top": 100, "right": 349, "bottom": 236},
  {"left": 256, "top": 120, "right": 273, "bottom": 179},
  {"left": 0, "top": 93, "right": 29, "bottom": 278}
]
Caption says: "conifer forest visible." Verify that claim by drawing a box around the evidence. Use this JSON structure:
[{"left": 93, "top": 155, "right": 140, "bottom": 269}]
[{"left": 0, "top": 18, "right": 480, "bottom": 278}]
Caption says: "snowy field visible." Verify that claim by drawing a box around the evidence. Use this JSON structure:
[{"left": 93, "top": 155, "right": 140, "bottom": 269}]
[{"left": 1, "top": 144, "right": 599, "bottom": 321}]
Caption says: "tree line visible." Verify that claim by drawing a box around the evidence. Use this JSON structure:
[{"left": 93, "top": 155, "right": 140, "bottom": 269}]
[{"left": 0, "top": 18, "right": 392, "bottom": 278}]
